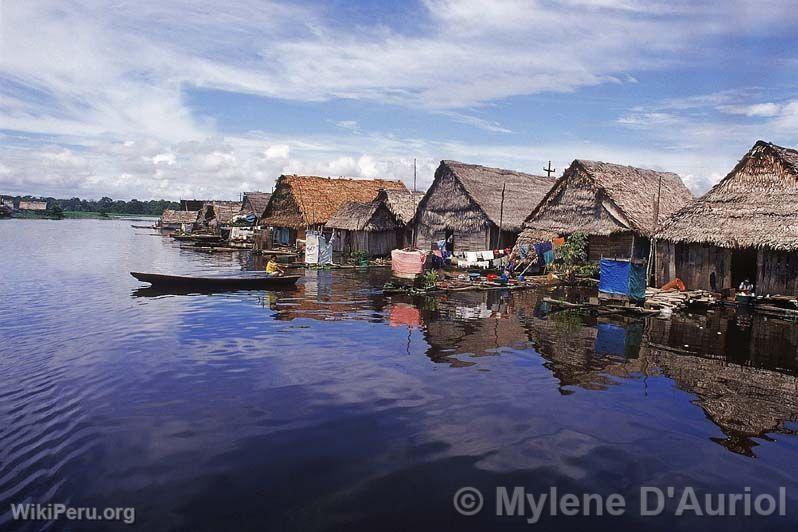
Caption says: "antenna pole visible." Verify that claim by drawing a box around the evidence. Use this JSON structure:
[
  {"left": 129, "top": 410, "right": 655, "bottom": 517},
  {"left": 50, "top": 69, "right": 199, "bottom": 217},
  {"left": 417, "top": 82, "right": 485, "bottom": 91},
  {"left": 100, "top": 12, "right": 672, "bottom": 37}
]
[{"left": 543, "top": 161, "right": 556, "bottom": 178}]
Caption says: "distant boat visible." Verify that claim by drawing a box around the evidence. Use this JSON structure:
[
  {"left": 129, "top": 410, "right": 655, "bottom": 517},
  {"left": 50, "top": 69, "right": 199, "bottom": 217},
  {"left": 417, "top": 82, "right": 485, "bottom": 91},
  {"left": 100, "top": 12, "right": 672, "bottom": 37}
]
[{"left": 130, "top": 271, "right": 300, "bottom": 290}]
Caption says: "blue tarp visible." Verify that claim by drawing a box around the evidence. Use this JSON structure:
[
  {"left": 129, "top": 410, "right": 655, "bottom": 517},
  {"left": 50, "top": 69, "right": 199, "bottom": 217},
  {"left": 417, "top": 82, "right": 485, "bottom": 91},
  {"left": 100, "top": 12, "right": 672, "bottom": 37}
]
[{"left": 599, "top": 258, "right": 646, "bottom": 301}]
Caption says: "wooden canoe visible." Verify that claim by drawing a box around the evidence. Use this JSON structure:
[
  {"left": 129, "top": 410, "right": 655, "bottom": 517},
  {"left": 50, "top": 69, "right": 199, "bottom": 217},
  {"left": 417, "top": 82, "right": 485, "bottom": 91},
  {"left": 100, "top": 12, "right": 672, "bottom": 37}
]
[{"left": 130, "top": 271, "right": 300, "bottom": 290}]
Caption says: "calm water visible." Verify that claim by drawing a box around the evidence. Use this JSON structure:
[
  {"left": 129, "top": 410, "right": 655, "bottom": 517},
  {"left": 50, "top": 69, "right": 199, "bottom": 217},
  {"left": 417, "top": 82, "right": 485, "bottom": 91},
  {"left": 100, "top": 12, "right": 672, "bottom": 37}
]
[{"left": 3, "top": 219, "right": 798, "bottom": 531}]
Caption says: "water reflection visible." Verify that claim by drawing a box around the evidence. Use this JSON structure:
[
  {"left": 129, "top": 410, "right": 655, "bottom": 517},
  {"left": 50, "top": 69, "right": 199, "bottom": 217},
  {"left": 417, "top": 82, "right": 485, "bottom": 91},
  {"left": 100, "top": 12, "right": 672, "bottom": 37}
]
[
  {"left": 268, "top": 279, "right": 798, "bottom": 457},
  {"left": 5, "top": 220, "right": 798, "bottom": 531}
]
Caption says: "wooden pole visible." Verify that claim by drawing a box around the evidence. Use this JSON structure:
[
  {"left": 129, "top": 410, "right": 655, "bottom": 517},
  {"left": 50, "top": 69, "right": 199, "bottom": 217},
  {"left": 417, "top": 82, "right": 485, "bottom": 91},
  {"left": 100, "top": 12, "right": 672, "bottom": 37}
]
[
  {"left": 497, "top": 182, "right": 506, "bottom": 249},
  {"left": 412, "top": 158, "right": 418, "bottom": 249}
]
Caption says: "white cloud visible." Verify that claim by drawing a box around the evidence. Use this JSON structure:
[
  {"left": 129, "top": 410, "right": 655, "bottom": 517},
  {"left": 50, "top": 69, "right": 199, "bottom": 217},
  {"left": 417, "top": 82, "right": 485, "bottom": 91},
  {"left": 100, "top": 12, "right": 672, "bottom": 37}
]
[
  {"left": 1, "top": 1, "right": 798, "bottom": 198},
  {"left": 717, "top": 102, "right": 782, "bottom": 117},
  {"left": 264, "top": 144, "right": 290, "bottom": 160}
]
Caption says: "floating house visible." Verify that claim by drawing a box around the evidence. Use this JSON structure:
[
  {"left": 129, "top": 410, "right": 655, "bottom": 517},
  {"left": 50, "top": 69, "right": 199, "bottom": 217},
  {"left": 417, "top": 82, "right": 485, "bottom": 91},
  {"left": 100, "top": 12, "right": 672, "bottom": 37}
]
[
  {"left": 326, "top": 188, "right": 423, "bottom": 257},
  {"left": 518, "top": 160, "right": 693, "bottom": 261},
  {"left": 195, "top": 201, "right": 242, "bottom": 231},
  {"left": 239, "top": 192, "right": 272, "bottom": 222},
  {"left": 655, "top": 141, "right": 798, "bottom": 295},
  {"left": 18, "top": 200, "right": 48, "bottom": 212},
  {"left": 159, "top": 209, "right": 199, "bottom": 231},
  {"left": 414, "top": 161, "right": 555, "bottom": 252},
  {"left": 259, "top": 175, "right": 407, "bottom": 247}
]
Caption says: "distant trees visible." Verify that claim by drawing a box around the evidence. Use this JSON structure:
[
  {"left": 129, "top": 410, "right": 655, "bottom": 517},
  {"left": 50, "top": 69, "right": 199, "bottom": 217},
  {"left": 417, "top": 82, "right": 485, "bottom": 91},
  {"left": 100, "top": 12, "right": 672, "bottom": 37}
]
[{"left": 8, "top": 195, "right": 179, "bottom": 215}]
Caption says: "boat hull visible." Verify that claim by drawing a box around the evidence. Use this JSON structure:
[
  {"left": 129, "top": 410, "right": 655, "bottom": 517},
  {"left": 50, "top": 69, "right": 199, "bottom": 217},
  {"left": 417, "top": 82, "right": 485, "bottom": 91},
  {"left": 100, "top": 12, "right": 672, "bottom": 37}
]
[{"left": 130, "top": 271, "right": 300, "bottom": 290}]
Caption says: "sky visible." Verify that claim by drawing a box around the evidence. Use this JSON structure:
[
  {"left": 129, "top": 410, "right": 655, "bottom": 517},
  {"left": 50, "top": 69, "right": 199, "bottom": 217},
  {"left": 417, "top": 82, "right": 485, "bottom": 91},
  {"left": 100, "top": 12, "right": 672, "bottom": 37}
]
[{"left": 1, "top": 0, "right": 797, "bottom": 201}]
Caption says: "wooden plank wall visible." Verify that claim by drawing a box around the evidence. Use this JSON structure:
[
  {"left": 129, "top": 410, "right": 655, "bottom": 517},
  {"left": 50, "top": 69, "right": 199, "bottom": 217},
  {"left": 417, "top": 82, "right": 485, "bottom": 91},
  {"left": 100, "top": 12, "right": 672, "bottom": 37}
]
[
  {"left": 656, "top": 241, "right": 732, "bottom": 290},
  {"left": 453, "top": 228, "right": 490, "bottom": 251},
  {"left": 757, "top": 249, "right": 798, "bottom": 295},
  {"left": 588, "top": 233, "right": 634, "bottom": 261}
]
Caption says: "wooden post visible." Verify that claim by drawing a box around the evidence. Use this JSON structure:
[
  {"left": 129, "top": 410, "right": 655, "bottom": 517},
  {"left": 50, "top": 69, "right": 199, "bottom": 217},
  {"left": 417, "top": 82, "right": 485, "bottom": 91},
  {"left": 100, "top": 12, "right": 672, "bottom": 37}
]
[{"left": 497, "top": 182, "right": 506, "bottom": 249}]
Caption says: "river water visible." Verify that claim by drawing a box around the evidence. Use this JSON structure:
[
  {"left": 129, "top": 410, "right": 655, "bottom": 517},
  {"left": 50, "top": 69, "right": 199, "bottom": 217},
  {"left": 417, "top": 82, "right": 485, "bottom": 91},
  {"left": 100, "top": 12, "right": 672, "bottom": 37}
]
[{"left": 2, "top": 219, "right": 798, "bottom": 531}]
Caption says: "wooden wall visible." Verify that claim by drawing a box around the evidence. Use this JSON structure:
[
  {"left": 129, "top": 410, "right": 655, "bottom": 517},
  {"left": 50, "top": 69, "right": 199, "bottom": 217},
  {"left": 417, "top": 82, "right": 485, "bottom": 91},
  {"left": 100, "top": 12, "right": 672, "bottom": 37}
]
[
  {"left": 655, "top": 241, "right": 732, "bottom": 291},
  {"left": 415, "top": 224, "right": 493, "bottom": 252},
  {"left": 333, "top": 229, "right": 398, "bottom": 257},
  {"left": 588, "top": 233, "right": 634, "bottom": 261},
  {"left": 757, "top": 249, "right": 798, "bottom": 295}
]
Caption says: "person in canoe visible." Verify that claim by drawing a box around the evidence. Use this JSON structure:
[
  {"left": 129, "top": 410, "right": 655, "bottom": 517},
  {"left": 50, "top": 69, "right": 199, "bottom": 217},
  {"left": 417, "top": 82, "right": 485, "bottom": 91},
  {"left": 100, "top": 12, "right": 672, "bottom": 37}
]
[{"left": 265, "top": 257, "right": 286, "bottom": 276}]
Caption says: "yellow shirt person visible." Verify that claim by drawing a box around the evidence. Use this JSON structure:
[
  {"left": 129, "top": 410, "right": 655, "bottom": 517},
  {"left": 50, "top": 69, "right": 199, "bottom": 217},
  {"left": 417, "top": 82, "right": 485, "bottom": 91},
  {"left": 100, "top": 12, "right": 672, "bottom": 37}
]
[{"left": 265, "top": 258, "right": 284, "bottom": 276}]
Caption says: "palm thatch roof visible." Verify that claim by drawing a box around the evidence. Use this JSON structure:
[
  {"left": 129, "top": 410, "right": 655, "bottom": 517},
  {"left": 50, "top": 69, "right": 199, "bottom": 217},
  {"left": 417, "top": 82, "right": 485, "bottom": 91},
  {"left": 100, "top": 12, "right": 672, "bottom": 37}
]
[
  {"left": 261, "top": 175, "right": 407, "bottom": 229},
  {"left": 521, "top": 159, "right": 693, "bottom": 242},
  {"left": 416, "top": 161, "right": 555, "bottom": 233},
  {"left": 657, "top": 141, "right": 798, "bottom": 251},
  {"left": 241, "top": 192, "right": 271, "bottom": 218},
  {"left": 383, "top": 188, "right": 425, "bottom": 225},
  {"left": 160, "top": 209, "right": 199, "bottom": 224},
  {"left": 325, "top": 188, "right": 421, "bottom": 232}
]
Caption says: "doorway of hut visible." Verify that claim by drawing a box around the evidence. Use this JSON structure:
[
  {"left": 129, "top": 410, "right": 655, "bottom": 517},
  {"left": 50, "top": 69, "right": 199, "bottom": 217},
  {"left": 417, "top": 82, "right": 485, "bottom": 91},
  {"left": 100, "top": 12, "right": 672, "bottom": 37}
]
[
  {"left": 444, "top": 229, "right": 454, "bottom": 253},
  {"left": 731, "top": 248, "right": 757, "bottom": 290}
]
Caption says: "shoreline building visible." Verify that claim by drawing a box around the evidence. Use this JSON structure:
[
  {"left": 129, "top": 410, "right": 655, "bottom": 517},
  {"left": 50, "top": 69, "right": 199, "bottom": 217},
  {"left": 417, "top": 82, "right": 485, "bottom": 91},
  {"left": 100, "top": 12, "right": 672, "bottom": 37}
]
[
  {"left": 260, "top": 175, "right": 407, "bottom": 247},
  {"left": 414, "top": 161, "right": 555, "bottom": 252},
  {"left": 655, "top": 141, "right": 798, "bottom": 295},
  {"left": 517, "top": 159, "right": 693, "bottom": 261},
  {"left": 326, "top": 188, "right": 423, "bottom": 257}
]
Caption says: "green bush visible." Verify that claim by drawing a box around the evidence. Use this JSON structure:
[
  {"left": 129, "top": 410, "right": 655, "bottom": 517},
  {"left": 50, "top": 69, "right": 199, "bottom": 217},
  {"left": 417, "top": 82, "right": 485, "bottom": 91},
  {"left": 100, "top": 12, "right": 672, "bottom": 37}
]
[{"left": 560, "top": 232, "right": 588, "bottom": 266}]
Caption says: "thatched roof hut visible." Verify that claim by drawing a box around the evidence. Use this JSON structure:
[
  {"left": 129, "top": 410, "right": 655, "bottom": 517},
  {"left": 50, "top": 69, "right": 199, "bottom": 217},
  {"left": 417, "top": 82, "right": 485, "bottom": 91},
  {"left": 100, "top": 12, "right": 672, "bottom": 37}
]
[
  {"left": 415, "top": 161, "right": 555, "bottom": 251},
  {"left": 197, "top": 201, "right": 242, "bottom": 226},
  {"left": 658, "top": 141, "right": 798, "bottom": 250},
  {"left": 326, "top": 188, "right": 423, "bottom": 232},
  {"left": 160, "top": 209, "right": 199, "bottom": 225},
  {"left": 522, "top": 159, "right": 693, "bottom": 240},
  {"left": 240, "top": 192, "right": 271, "bottom": 220},
  {"left": 325, "top": 188, "right": 421, "bottom": 257},
  {"left": 654, "top": 141, "right": 798, "bottom": 294},
  {"left": 260, "top": 175, "right": 407, "bottom": 230},
  {"left": 516, "top": 159, "right": 692, "bottom": 261}
]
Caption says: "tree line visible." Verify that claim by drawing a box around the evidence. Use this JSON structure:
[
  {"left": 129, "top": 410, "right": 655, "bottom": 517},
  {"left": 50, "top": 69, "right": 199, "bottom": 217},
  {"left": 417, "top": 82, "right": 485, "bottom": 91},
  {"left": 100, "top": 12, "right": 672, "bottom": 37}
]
[{"left": 5, "top": 196, "right": 179, "bottom": 215}]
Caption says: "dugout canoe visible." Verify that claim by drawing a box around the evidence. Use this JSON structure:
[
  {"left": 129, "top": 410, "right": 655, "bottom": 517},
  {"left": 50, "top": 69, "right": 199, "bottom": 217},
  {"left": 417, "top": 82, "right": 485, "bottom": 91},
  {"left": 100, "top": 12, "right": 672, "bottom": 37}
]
[{"left": 130, "top": 271, "right": 300, "bottom": 290}]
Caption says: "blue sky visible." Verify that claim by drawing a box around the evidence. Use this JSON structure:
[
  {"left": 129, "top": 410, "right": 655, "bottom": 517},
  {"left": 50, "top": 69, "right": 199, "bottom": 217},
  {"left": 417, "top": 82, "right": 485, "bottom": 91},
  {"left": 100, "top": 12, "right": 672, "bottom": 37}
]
[{"left": 1, "top": 0, "right": 797, "bottom": 200}]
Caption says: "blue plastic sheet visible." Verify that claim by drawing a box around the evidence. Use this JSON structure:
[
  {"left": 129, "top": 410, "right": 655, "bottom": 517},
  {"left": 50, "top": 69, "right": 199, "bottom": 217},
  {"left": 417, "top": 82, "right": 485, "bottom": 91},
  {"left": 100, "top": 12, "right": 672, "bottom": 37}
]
[{"left": 599, "top": 258, "right": 646, "bottom": 301}]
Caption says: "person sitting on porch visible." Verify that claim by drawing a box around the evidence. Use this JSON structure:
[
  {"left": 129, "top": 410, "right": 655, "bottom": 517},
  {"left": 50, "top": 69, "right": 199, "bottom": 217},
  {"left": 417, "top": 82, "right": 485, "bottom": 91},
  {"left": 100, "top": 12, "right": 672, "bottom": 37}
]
[
  {"left": 265, "top": 257, "right": 285, "bottom": 276},
  {"left": 738, "top": 278, "right": 754, "bottom": 294}
]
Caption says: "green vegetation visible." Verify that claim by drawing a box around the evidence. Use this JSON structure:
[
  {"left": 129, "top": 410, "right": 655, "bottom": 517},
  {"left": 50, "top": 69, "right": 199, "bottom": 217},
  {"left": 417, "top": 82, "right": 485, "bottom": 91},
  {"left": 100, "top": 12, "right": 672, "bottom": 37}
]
[
  {"left": 5, "top": 195, "right": 179, "bottom": 216},
  {"left": 422, "top": 269, "right": 439, "bottom": 289},
  {"left": 551, "top": 232, "right": 597, "bottom": 278}
]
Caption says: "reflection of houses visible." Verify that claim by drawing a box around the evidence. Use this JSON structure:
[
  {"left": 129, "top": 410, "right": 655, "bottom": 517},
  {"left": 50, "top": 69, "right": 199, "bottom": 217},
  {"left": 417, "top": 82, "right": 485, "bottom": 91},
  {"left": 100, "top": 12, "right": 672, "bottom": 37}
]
[
  {"left": 656, "top": 141, "right": 798, "bottom": 294},
  {"left": 268, "top": 269, "right": 390, "bottom": 321},
  {"left": 414, "top": 161, "right": 555, "bottom": 252},
  {"left": 260, "top": 175, "right": 407, "bottom": 247},
  {"left": 159, "top": 209, "right": 199, "bottom": 231},
  {"left": 638, "top": 341, "right": 798, "bottom": 457},
  {"left": 239, "top": 192, "right": 271, "bottom": 222},
  {"left": 418, "top": 291, "right": 534, "bottom": 366},
  {"left": 518, "top": 160, "right": 693, "bottom": 260},
  {"left": 18, "top": 200, "right": 48, "bottom": 212},
  {"left": 326, "top": 188, "right": 423, "bottom": 257},
  {"left": 523, "top": 313, "right": 640, "bottom": 391}
]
